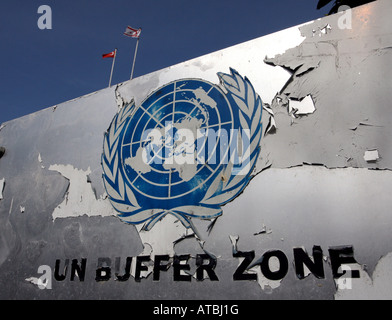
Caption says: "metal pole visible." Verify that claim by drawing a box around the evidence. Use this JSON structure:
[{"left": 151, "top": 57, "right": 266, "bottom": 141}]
[
  {"left": 109, "top": 48, "right": 117, "bottom": 88},
  {"left": 130, "top": 38, "right": 140, "bottom": 80}
]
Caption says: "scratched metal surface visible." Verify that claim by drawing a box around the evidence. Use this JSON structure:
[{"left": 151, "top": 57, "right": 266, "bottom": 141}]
[{"left": 0, "top": 0, "right": 391, "bottom": 299}]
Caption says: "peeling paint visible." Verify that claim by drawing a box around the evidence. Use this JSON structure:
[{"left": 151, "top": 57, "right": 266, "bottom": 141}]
[
  {"left": 206, "top": 218, "right": 218, "bottom": 235},
  {"left": 312, "top": 23, "right": 332, "bottom": 38},
  {"left": 264, "top": 116, "right": 277, "bottom": 136},
  {"left": 0, "top": 0, "right": 390, "bottom": 300},
  {"left": 130, "top": 254, "right": 154, "bottom": 281},
  {"left": 230, "top": 235, "right": 285, "bottom": 293},
  {"left": 0, "top": 147, "right": 5, "bottom": 159},
  {"left": 0, "top": 178, "right": 4, "bottom": 200},
  {"left": 38, "top": 153, "right": 45, "bottom": 169},
  {"left": 349, "top": 119, "right": 383, "bottom": 131},
  {"left": 115, "top": 83, "right": 129, "bottom": 110},
  {"left": 48, "top": 164, "right": 116, "bottom": 219},
  {"left": 25, "top": 277, "right": 42, "bottom": 288},
  {"left": 256, "top": 0, "right": 392, "bottom": 172},
  {"left": 364, "top": 150, "right": 379, "bottom": 163},
  {"left": 137, "top": 214, "right": 189, "bottom": 256},
  {"left": 289, "top": 95, "right": 316, "bottom": 117},
  {"left": 229, "top": 235, "right": 239, "bottom": 255},
  {"left": 248, "top": 257, "right": 284, "bottom": 293},
  {"left": 253, "top": 224, "right": 272, "bottom": 236},
  {"left": 335, "top": 252, "right": 392, "bottom": 300}
]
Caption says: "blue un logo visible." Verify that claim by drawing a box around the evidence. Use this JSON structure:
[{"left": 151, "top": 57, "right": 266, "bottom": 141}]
[{"left": 102, "top": 69, "right": 263, "bottom": 231}]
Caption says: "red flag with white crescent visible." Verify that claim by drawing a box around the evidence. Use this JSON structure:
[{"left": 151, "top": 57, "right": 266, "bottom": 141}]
[{"left": 102, "top": 50, "right": 116, "bottom": 59}]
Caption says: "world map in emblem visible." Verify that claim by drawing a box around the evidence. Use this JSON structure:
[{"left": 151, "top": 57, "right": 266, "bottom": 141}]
[{"left": 102, "top": 69, "right": 263, "bottom": 231}]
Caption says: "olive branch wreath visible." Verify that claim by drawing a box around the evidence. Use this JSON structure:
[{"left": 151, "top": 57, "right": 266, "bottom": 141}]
[{"left": 102, "top": 69, "right": 263, "bottom": 231}]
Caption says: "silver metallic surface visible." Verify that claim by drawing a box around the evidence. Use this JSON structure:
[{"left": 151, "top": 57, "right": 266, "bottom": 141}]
[{"left": 0, "top": 0, "right": 391, "bottom": 299}]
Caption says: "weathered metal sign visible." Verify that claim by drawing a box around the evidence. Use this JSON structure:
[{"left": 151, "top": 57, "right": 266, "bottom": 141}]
[
  {"left": 0, "top": 0, "right": 392, "bottom": 301},
  {"left": 102, "top": 70, "right": 262, "bottom": 230}
]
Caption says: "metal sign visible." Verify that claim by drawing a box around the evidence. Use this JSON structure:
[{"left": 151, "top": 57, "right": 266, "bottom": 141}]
[{"left": 0, "top": 0, "right": 391, "bottom": 301}]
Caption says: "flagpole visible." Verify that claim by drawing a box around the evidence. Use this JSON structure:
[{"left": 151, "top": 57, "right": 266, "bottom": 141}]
[
  {"left": 130, "top": 37, "right": 140, "bottom": 80},
  {"left": 109, "top": 48, "right": 117, "bottom": 88}
]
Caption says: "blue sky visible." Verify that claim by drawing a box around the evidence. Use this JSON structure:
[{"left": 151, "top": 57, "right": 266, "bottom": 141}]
[{"left": 0, "top": 0, "right": 330, "bottom": 124}]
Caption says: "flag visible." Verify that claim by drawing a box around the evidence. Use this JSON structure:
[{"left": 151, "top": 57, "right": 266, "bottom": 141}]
[
  {"left": 124, "top": 26, "right": 141, "bottom": 38},
  {"left": 102, "top": 50, "right": 116, "bottom": 59}
]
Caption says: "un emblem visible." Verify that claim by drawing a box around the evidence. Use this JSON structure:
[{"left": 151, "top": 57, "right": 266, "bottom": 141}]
[{"left": 102, "top": 69, "right": 263, "bottom": 231}]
